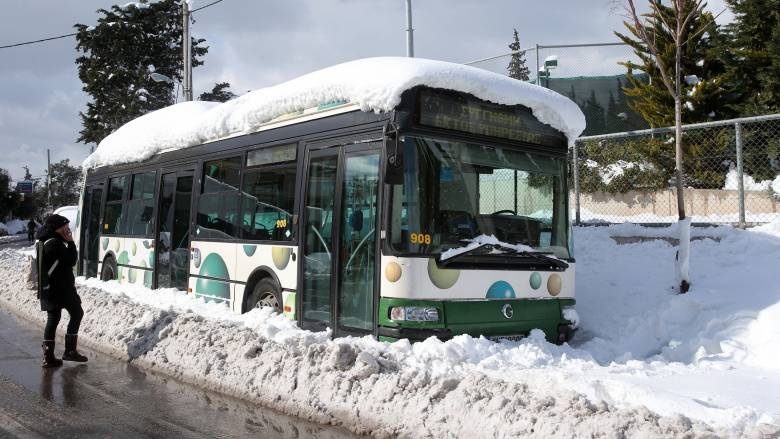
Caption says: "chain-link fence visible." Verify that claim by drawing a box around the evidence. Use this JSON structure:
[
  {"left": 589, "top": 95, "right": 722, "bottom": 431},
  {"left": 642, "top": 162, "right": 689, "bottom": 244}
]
[
  {"left": 466, "top": 42, "right": 648, "bottom": 135},
  {"left": 572, "top": 114, "right": 780, "bottom": 226}
]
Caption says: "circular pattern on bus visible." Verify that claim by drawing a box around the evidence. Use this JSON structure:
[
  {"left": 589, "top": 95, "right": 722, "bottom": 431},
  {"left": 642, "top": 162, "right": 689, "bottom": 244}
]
[
  {"left": 486, "top": 280, "right": 516, "bottom": 299},
  {"left": 131, "top": 242, "right": 137, "bottom": 256},
  {"left": 427, "top": 258, "right": 459, "bottom": 289},
  {"left": 101, "top": 237, "right": 109, "bottom": 251},
  {"left": 272, "top": 247, "right": 291, "bottom": 270},
  {"left": 385, "top": 262, "right": 402, "bottom": 283},
  {"left": 529, "top": 272, "right": 542, "bottom": 290},
  {"left": 243, "top": 244, "right": 257, "bottom": 257},
  {"left": 547, "top": 274, "right": 562, "bottom": 296},
  {"left": 196, "top": 253, "right": 230, "bottom": 300}
]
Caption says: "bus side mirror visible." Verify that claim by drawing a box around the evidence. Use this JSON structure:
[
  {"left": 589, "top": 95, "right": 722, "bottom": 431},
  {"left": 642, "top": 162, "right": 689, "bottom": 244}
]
[{"left": 384, "top": 131, "right": 404, "bottom": 185}]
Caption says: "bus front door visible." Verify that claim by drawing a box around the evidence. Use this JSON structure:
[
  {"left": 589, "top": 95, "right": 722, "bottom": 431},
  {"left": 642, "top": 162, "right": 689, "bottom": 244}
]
[
  {"left": 300, "top": 144, "right": 381, "bottom": 337},
  {"left": 80, "top": 185, "right": 103, "bottom": 278},
  {"left": 156, "top": 170, "right": 194, "bottom": 290}
]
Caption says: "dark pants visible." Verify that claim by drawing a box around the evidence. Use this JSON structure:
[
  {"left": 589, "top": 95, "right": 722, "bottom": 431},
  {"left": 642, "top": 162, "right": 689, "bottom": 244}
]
[
  {"left": 27, "top": 231, "right": 34, "bottom": 242},
  {"left": 44, "top": 302, "right": 84, "bottom": 340}
]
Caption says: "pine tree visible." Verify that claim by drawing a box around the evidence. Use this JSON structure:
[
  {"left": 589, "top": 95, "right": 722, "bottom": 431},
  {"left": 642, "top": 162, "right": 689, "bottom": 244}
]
[
  {"left": 40, "top": 160, "right": 82, "bottom": 209},
  {"left": 725, "top": 0, "right": 780, "bottom": 114},
  {"left": 199, "top": 82, "right": 236, "bottom": 102},
  {"left": 75, "top": 0, "right": 208, "bottom": 145},
  {"left": 507, "top": 29, "right": 530, "bottom": 81},
  {"left": 582, "top": 90, "right": 607, "bottom": 135},
  {"left": 616, "top": 0, "right": 730, "bottom": 127}
]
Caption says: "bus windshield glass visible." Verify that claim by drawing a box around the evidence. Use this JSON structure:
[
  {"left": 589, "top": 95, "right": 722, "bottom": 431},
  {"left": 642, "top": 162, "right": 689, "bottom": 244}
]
[{"left": 388, "top": 136, "right": 571, "bottom": 259}]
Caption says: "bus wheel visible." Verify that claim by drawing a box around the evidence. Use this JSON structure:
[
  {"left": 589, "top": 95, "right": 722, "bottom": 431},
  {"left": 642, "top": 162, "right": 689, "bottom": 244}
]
[
  {"left": 101, "top": 258, "right": 117, "bottom": 281},
  {"left": 246, "top": 278, "right": 282, "bottom": 313}
]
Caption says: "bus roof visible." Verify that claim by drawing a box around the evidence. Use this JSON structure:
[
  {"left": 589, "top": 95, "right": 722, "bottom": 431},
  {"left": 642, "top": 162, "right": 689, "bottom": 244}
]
[{"left": 84, "top": 57, "right": 585, "bottom": 169}]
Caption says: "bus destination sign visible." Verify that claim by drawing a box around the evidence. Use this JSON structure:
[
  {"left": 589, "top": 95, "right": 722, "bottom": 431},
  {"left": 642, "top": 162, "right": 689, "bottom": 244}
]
[{"left": 417, "top": 89, "right": 564, "bottom": 147}]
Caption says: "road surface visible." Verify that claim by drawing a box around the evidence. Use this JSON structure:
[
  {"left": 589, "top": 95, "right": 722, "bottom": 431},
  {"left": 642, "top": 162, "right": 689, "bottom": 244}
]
[{"left": 0, "top": 237, "right": 358, "bottom": 438}]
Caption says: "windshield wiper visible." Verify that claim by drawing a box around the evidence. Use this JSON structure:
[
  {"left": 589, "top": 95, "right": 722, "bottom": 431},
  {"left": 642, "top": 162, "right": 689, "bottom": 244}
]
[
  {"left": 508, "top": 251, "right": 569, "bottom": 270},
  {"left": 438, "top": 243, "right": 495, "bottom": 266},
  {"left": 438, "top": 244, "right": 569, "bottom": 270}
]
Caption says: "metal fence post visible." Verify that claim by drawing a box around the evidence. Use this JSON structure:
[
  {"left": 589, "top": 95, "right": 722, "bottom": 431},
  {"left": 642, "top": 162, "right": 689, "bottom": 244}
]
[
  {"left": 572, "top": 141, "right": 581, "bottom": 225},
  {"left": 735, "top": 122, "right": 746, "bottom": 227}
]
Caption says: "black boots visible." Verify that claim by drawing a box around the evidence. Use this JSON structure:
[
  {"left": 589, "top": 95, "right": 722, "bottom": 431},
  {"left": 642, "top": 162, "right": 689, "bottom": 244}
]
[
  {"left": 62, "top": 334, "right": 88, "bottom": 363},
  {"left": 41, "top": 340, "right": 63, "bottom": 368}
]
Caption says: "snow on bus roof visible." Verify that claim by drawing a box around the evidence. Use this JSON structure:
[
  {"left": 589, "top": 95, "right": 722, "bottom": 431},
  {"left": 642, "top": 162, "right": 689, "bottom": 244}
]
[{"left": 83, "top": 57, "right": 586, "bottom": 169}]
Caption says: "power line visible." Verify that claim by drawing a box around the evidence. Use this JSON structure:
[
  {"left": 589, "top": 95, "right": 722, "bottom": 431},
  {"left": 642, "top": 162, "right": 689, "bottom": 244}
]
[
  {"left": 191, "top": 0, "right": 225, "bottom": 13},
  {"left": 0, "top": 33, "right": 76, "bottom": 50},
  {"left": 0, "top": 0, "right": 225, "bottom": 50}
]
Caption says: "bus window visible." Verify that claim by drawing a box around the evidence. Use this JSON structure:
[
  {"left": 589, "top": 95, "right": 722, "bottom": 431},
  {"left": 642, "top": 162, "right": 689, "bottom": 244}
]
[
  {"left": 197, "top": 157, "right": 241, "bottom": 239},
  {"left": 126, "top": 171, "right": 156, "bottom": 236},
  {"left": 103, "top": 175, "right": 128, "bottom": 234},
  {"left": 241, "top": 162, "right": 296, "bottom": 241}
]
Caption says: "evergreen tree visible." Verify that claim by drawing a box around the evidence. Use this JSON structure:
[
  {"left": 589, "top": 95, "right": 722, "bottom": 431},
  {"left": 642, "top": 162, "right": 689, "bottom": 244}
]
[
  {"left": 75, "top": 0, "right": 208, "bottom": 145},
  {"left": 199, "top": 82, "right": 236, "bottom": 102},
  {"left": 566, "top": 84, "right": 578, "bottom": 103},
  {"left": 616, "top": 0, "right": 730, "bottom": 126},
  {"left": 40, "top": 159, "right": 83, "bottom": 209},
  {"left": 582, "top": 90, "right": 607, "bottom": 135},
  {"left": 0, "top": 168, "right": 14, "bottom": 222},
  {"left": 724, "top": 0, "right": 780, "bottom": 114},
  {"left": 605, "top": 91, "right": 619, "bottom": 133},
  {"left": 507, "top": 29, "right": 530, "bottom": 81},
  {"left": 614, "top": 77, "right": 649, "bottom": 131}
]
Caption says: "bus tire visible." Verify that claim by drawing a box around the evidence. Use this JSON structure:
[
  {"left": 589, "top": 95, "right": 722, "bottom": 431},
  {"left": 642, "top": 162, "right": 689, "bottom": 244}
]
[
  {"left": 101, "top": 257, "right": 117, "bottom": 282},
  {"left": 245, "top": 278, "right": 282, "bottom": 313}
]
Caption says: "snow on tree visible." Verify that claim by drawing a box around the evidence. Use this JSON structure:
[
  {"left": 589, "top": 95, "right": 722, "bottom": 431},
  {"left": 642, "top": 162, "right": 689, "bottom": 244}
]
[
  {"left": 198, "top": 82, "right": 236, "bottom": 102},
  {"left": 74, "top": 0, "right": 208, "bottom": 145},
  {"left": 507, "top": 29, "right": 530, "bottom": 81}
]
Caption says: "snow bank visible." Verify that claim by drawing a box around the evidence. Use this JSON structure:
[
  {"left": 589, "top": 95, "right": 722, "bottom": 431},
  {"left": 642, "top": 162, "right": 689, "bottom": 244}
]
[
  {"left": 3, "top": 221, "right": 780, "bottom": 437},
  {"left": 0, "top": 219, "right": 31, "bottom": 235},
  {"left": 84, "top": 57, "right": 586, "bottom": 169},
  {"left": 723, "top": 168, "right": 780, "bottom": 193}
]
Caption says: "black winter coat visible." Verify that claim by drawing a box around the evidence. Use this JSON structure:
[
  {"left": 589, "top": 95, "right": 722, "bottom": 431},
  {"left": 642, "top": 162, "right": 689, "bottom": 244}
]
[{"left": 36, "top": 227, "right": 80, "bottom": 312}]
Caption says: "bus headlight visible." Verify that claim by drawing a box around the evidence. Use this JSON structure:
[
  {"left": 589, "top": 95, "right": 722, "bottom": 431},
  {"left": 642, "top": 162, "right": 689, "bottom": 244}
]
[{"left": 389, "top": 306, "right": 440, "bottom": 322}]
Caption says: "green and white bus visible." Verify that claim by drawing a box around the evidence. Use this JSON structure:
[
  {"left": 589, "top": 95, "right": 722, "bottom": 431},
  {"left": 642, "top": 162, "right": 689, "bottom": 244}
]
[{"left": 74, "top": 67, "right": 578, "bottom": 344}]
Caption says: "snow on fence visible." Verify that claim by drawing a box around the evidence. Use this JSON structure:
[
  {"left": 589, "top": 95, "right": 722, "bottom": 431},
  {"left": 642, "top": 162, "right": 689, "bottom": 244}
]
[{"left": 572, "top": 114, "right": 780, "bottom": 226}]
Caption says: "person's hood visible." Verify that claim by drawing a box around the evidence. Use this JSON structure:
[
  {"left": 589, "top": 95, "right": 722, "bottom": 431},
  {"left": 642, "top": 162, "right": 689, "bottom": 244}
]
[{"left": 35, "top": 225, "right": 61, "bottom": 242}]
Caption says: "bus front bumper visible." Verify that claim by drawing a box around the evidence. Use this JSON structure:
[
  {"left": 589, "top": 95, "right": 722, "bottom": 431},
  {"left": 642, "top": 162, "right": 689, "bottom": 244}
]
[{"left": 377, "top": 297, "right": 577, "bottom": 344}]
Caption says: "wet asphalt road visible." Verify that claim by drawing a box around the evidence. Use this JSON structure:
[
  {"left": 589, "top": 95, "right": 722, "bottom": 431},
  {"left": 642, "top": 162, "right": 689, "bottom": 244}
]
[{"left": 0, "top": 239, "right": 358, "bottom": 439}]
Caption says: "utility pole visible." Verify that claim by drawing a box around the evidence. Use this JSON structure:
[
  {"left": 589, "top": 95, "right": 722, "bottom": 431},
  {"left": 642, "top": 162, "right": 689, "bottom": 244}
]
[
  {"left": 46, "top": 148, "right": 52, "bottom": 208},
  {"left": 405, "top": 0, "right": 414, "bottom": 57},
  {"left": 182, "top": 0, "right": 193, "bottom": 101}
]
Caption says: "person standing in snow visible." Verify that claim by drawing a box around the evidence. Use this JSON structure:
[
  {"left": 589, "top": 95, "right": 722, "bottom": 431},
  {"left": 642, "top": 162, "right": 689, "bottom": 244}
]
[
  {"left": 27, "top": 219, "right": 37, "bottom": 243},
  {"left": 36, "top": 214, "right": 88, "bottom": 368}
]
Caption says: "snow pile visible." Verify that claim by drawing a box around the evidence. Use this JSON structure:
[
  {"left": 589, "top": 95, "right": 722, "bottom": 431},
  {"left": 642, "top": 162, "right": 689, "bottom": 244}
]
[
  {"left": 723, "top": 168, "right": 780, "bottom": 192},
  {"left": 0, "top": 219, "right": 31, "bottom": 235},
  {"left": 84, "top": 57, "right": 586, "bottom": 169},
  {"left": 3, "top": 221, "right": 780, "bottom": 436}
]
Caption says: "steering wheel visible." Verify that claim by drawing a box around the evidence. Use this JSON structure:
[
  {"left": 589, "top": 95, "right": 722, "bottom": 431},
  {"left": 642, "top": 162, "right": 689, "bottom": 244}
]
[{"left": 491, "top": 209, "right": 516, "bottom": 216}]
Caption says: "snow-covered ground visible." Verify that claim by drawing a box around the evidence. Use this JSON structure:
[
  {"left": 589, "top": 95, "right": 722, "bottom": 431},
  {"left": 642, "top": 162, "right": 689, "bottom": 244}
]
[
  {"left": 1, "top": 223, "right": 779, "bottom": 437},
  {"left": 0, "top": 219, "right": 31, "bottom": 236}
]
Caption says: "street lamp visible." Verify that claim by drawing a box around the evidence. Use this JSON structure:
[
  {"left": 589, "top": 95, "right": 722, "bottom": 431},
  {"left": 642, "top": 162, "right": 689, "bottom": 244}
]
[{"left": 538, "top": 55, "right": 558, "bottom": 88}]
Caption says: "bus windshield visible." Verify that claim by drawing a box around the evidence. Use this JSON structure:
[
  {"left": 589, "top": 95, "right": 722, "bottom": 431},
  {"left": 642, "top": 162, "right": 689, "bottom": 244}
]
[{"left": 388, "top": 136, "right": 571, "bottom": 259}]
